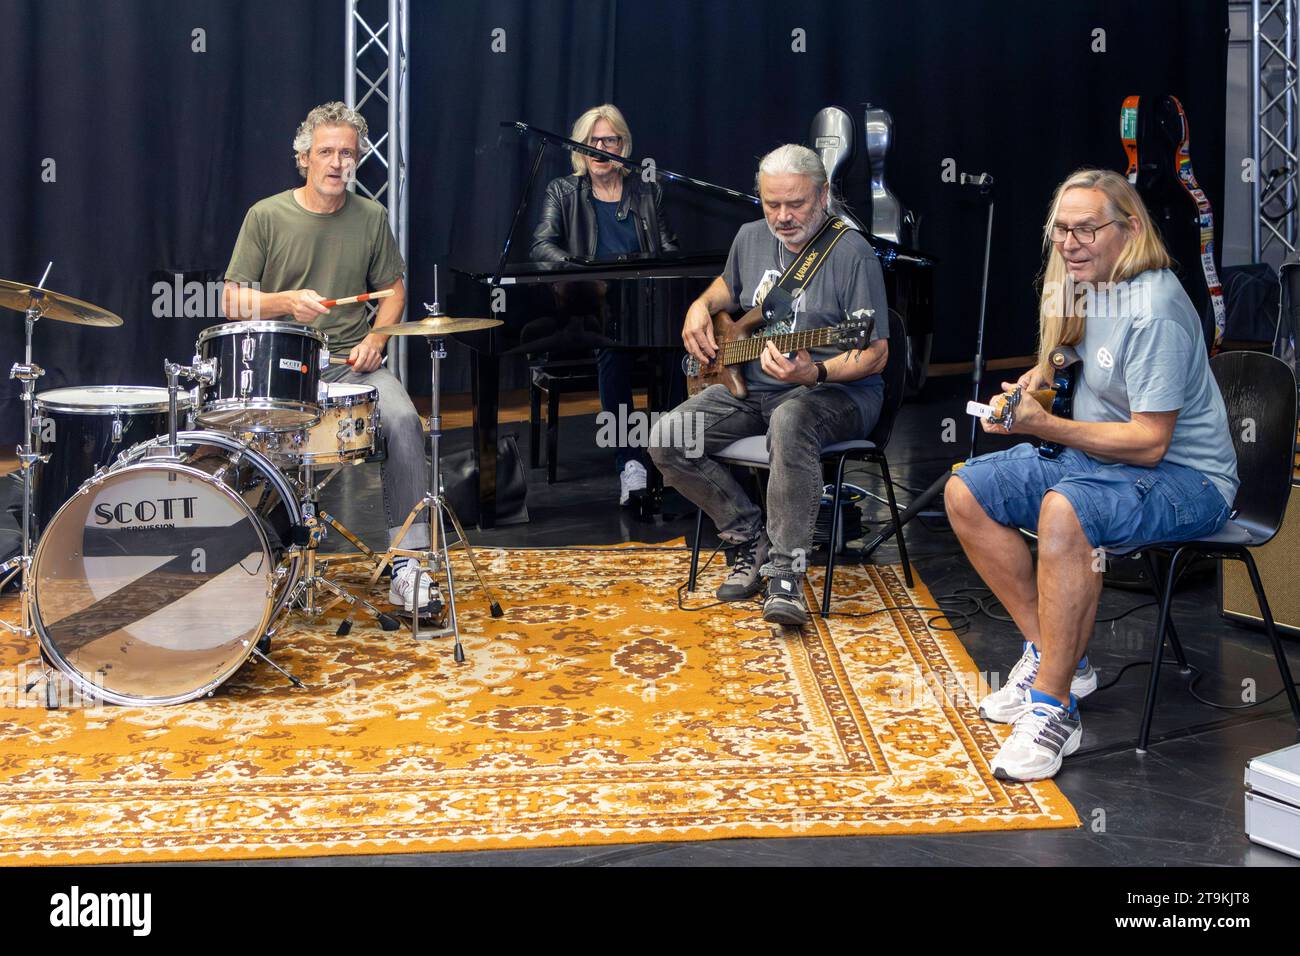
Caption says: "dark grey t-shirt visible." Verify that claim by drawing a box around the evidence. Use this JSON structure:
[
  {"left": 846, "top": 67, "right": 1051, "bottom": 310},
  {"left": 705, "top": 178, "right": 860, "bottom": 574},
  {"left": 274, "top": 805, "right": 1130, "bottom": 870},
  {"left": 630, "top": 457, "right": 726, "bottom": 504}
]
[
  {"left": 1074, "top": 268, "right": 1238, "bottom": 505},
  {"left": 721, "top": 219, "right": 886, "bottom": 425}
]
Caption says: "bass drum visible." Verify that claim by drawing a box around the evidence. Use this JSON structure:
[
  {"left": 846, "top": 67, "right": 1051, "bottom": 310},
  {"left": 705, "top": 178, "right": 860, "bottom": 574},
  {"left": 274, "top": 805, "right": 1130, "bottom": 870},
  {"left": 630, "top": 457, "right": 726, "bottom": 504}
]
[{"left": 30, "top": 431, "right": 303, "bottom": 706}]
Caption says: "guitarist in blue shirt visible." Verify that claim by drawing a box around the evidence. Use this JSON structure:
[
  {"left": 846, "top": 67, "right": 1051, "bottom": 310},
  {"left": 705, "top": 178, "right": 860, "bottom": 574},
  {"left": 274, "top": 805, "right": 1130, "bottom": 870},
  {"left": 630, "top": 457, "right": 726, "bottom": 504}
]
[{"left": 949, "top": 168, "right": 1238, "bottom": 782}]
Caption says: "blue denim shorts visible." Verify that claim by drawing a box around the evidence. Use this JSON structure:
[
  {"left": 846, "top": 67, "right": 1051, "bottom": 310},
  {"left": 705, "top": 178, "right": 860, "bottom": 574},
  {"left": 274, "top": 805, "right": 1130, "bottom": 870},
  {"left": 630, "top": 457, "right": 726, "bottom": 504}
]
[{"left": 952, "top": 443, "right": 1232, "bottom": 550}]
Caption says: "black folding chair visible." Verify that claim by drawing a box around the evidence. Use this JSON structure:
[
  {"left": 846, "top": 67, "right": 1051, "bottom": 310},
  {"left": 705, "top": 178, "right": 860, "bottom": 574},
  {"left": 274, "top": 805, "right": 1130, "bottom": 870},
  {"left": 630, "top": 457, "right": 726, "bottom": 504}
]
[{"left": 1132, "top": 351, "right": 1300, "bottom": 751}]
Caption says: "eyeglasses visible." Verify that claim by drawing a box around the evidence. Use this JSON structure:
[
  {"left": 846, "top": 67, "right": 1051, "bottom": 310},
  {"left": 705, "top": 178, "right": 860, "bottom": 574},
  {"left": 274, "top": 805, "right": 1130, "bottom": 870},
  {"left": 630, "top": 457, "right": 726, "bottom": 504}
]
[
  {"left": 1050, "top": 220, "right": 1120, "bottom": 244},
  {"left": 588, "top": 135, "right": 623, "bottom": 151}
]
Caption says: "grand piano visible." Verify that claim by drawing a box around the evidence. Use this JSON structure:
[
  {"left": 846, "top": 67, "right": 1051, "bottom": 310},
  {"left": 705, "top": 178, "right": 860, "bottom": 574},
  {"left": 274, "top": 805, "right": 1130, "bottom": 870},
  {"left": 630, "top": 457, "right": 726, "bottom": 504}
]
[{"left": 457, "top": 121, "right": 935, "bottom": 528}]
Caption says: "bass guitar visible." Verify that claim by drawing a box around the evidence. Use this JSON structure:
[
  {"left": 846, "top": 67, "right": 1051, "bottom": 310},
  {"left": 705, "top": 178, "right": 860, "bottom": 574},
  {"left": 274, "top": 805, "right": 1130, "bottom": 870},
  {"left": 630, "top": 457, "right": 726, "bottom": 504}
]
[{"left": 684, "top": 301, "right": 874, "bottom": 399}]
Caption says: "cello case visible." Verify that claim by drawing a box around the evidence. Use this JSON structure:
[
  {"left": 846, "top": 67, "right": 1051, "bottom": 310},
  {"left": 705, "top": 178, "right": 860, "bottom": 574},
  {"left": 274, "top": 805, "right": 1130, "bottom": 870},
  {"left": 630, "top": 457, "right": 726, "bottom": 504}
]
[
  {"left": 864, "top": 105, "right": 928, "bottom": 391},
  {"left": 810, "top": 106, "right": 866, "bottom": 232}
]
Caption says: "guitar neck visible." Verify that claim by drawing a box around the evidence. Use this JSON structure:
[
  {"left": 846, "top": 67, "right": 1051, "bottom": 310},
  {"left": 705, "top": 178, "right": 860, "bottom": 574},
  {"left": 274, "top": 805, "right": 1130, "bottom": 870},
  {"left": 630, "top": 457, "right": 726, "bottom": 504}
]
[{"left": 721, "top": 326, "right": 841, "bottom": 367}]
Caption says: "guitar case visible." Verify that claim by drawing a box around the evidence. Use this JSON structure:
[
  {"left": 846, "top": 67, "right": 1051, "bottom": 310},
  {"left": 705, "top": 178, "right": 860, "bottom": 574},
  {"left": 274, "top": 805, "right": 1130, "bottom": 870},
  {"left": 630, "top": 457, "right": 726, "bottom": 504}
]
[
  {"left": 1121, "top": 94, "right": 1225, "bottom": 353},
  {"left": 808, "top": 104, "right": 930, "bottom": 394}
]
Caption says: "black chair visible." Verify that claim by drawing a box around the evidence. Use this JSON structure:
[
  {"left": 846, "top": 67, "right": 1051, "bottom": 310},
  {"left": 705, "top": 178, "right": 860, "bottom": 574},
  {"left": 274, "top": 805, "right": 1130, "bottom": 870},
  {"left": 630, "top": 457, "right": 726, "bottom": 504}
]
[
  {"left": 687, "top": 308, "right": 913, "bottom": 615},
  {"left": 529, "top": 357, "right": 600, "bottom": 485},
  {"left": 1133, "top": 350, "right": 1300, "bottom": 751}
]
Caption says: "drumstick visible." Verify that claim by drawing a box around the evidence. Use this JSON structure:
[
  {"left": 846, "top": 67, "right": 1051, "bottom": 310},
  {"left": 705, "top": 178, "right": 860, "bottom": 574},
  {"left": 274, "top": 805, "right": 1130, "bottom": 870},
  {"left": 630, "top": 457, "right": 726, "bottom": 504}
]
[
  {"left": 327, "top": 353, "right": 387, "bottom": 364},
  {"left": 318, "top": 289, "right": 395, "bottom": 308}
]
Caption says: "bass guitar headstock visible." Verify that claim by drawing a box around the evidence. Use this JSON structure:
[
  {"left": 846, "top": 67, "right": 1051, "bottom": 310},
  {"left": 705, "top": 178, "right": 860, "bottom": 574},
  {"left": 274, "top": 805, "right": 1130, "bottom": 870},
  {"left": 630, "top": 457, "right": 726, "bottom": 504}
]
[{"left": 833, "top": 314, "right": 876, "bottom": 353}]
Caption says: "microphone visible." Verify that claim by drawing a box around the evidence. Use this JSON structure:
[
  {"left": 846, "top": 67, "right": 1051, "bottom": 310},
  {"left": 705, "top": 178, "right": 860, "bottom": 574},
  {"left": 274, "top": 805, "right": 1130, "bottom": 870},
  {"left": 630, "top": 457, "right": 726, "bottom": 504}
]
[{"left": 960, "top": 171, "right": 994, "bottom": 187}]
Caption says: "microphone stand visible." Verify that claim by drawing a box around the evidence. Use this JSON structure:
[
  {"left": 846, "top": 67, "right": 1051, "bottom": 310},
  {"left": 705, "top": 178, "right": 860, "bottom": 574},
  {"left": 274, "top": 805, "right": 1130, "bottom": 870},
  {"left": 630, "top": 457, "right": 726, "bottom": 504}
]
[
  {"left": 964, "top": 172, "right": 995, "bottom": 459},
  {"left": 856, "top": 172, "right": 994, "bottom": 563}
]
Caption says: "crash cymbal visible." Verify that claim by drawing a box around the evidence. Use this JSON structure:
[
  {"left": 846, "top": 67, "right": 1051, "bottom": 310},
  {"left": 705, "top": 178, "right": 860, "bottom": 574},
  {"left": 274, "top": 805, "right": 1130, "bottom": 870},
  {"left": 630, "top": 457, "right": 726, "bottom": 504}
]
[
  {"left": 0, "top": 279, "right": 123, "bottom": 327},
  {"left": 375, "top": 315, "right": 503, "bottom": 336}
]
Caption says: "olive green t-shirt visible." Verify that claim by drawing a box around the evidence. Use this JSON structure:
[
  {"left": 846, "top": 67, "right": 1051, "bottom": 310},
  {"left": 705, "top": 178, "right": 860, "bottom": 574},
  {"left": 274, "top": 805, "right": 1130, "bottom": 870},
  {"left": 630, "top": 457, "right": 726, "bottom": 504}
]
[{"left": 224, "top": 189, "right": 406, "bottom": 351}]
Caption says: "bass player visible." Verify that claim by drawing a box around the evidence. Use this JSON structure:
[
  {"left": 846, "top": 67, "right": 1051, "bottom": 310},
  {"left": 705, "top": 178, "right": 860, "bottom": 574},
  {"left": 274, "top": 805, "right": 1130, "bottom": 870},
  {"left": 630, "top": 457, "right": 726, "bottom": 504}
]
[{"left": 649, "top": 144, "right": 888, "bottom": 627}]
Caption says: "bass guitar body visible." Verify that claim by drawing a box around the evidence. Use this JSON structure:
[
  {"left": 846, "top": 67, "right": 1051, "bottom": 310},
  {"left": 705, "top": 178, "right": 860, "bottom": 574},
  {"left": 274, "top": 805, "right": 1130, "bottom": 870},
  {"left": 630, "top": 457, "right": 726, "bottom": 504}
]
[{"left": 685, "top": 308, "right": 765, "bottom": 399}]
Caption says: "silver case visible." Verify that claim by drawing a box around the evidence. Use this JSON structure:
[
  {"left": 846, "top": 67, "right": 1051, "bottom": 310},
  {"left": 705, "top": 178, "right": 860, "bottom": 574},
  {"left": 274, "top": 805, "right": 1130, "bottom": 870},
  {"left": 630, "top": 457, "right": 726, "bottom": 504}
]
[{"left": 1244, "top": 743, "right": 1300, "bottom": 858}]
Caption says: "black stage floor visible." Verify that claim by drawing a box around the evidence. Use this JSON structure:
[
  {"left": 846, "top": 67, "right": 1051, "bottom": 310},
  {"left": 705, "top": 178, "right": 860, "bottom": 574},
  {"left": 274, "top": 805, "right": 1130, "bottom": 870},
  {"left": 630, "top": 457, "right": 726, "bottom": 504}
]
[{"left": 243, "top": 392, "right": 1300, "bottom": 866}]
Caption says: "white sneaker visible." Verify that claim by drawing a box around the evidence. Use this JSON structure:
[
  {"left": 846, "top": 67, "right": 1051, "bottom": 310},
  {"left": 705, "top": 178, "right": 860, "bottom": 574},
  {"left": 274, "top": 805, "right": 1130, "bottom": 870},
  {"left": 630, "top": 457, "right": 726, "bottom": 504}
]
[
  {"left": 619, "top": 459, "right": 647, "bottom": 505},
  {"left": 978, "top": 641, "right": 1099, "bottom": 723},
  {"left": 990, "top": 694, "right": 1082, "bottom": 781},
  {"left": 389, "top": 561, "right": 434, "bottom": 611}
]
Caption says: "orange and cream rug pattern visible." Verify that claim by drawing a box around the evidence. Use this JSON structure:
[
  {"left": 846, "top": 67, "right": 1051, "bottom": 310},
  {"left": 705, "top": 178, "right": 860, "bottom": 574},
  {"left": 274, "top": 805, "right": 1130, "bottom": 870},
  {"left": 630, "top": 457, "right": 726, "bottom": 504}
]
[{"left": 0, "top": 544, "right": 1077, "bottom": 864}]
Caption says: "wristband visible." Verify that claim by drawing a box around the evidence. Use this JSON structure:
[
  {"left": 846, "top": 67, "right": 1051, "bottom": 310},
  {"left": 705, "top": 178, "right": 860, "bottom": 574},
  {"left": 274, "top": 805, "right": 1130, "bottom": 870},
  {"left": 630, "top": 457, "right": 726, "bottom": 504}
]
[{"left": 814, "top": 361, "right": 828, "bottom": 385}]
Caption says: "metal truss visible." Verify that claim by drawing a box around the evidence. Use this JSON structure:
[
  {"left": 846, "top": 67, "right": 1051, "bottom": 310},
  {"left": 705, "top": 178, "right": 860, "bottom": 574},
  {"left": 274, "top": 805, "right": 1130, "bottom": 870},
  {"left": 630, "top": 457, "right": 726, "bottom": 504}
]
[
  {"left": 1254, "top": 0, "right": 1300, "bottom": 260},
  {"left": 345, "top": 0, "right": 411, "bottom": 383}
]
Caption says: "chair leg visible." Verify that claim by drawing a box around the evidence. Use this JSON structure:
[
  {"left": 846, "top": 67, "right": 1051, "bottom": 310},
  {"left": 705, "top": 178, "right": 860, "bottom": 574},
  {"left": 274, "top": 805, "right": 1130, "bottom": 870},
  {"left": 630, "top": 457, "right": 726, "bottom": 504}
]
[
  {"left": 1139, "top": 546, "right": 1186, "bottom": 753},
  {"left": 688, "top": 509, "right": 704, "bottom": 592},
  {"left": 1140, "top": 550, "right": 1188, "bottom": 669},
  {"left": 529, "top": 382, "right": 542, "bottom": 469},
  {"left": 1240, "top": 550, "right": 1300, "bottom": 728},
  {"left": 546, "top": 387, "right": 560, "bottom": 484},
  {"left": 878, "top": 453, "right": 913, "bottom": 589},
  {"left": 821, "top": 453, "right": 848, "bottom": 617}
]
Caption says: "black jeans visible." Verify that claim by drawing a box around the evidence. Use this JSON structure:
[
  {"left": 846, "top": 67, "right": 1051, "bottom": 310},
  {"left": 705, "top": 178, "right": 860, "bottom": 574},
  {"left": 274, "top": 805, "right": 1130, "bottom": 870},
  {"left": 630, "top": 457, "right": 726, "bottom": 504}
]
[{"left": 649, "top": 383, "right": 872, "bottom": 574}]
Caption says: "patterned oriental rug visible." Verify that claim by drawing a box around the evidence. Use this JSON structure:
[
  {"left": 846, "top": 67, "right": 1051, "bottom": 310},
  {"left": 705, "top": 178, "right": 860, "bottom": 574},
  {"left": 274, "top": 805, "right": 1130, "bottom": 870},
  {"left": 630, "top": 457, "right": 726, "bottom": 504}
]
[{"left": 0, "top": 544, "right": 1077, "bottom": 864}]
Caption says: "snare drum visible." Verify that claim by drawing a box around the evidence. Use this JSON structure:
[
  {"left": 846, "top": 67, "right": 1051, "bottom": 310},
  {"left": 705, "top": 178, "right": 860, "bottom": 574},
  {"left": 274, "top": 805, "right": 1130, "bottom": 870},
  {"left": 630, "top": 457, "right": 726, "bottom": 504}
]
[
  {"left": 32, "top": 386, "right": 195, "bottom": 535},
  {"left": 195, "top": 321, "right": 326, "bottom": 433},
  {"left": 248, "top": 382, "right": 381, "bottom": 465},
  {"left": 30, "top": 431, "right": 304, "bottom": 706}
]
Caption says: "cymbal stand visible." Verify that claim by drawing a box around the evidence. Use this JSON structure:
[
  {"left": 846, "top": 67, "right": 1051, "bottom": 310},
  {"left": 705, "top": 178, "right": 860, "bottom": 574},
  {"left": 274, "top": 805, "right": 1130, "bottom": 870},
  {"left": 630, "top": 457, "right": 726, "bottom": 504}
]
[
  {"left": 365, "top": 323, "right": 504, "bottom": 661},
  {"left": 1, "top": 264, "right": 54, "bottom": 651}
]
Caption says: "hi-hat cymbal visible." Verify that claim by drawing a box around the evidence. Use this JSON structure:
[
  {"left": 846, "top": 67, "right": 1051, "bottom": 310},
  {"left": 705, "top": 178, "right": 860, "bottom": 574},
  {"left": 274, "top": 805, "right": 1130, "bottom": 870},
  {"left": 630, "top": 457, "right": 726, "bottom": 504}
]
[
  {"left": 375, "top": 315, "right": 503, "bottom": 337},
  {"left": 0, "top": 279, "right": 123, "bottom": 327}
]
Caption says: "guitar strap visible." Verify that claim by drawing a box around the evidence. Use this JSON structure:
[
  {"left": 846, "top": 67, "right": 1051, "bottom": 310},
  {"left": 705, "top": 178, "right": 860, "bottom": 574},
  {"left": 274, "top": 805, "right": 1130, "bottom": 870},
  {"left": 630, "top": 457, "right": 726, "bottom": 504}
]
[
  {"left": 775, "top": 216, "right": 853, "bottom": 297},
  {"left": 1120, "top": 96, "right": 1140, "bottom": 182}
]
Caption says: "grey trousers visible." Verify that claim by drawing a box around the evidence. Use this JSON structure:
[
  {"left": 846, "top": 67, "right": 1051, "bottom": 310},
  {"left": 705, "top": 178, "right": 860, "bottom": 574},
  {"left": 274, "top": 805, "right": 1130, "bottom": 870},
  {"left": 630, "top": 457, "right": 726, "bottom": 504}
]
[
  {"left": 649, "top": 383, "right": 873, "bottom": 575},
  {"left": 321, "top": 364, "right": 430, "bottom": 549}
]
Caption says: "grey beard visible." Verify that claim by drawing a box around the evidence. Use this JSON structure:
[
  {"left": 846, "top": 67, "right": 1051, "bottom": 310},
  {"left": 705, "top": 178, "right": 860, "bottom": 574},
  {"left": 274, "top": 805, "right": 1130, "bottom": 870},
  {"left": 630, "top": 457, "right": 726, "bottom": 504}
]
[{"left": 767, "top": 206, "right": 830, "bottom": 251}]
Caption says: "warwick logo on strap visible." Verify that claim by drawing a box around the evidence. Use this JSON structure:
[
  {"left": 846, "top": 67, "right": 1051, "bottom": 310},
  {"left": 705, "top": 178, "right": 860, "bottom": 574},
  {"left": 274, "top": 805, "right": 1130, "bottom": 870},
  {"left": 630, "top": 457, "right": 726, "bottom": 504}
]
[{"left": 778, "top": 217, "right": 851, "bottom": 295}]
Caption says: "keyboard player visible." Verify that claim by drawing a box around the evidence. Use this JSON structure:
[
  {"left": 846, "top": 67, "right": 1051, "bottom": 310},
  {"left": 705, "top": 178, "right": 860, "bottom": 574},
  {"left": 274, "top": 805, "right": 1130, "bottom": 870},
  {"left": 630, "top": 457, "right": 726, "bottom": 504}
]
[{"left": 529, "top": 103, "right": 679, "bottom": 505}]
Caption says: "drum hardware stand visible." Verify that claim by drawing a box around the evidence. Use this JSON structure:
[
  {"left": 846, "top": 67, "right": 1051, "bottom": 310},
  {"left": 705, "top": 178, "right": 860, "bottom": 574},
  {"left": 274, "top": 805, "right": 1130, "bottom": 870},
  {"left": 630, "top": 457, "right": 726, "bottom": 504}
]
[
  {"left": 284, "top": 462, "right": 400, "bottom": 635},
  {"left": 1, "top": 262, "right": 54, "bottom": 645},
  {"left": 368, "top": 306, "right": 505, "bottom": 661},
  {"left": 161, "top": 357, "right": 215, "bottom": 454},
  {"left": 249, "top": 644, "right": 307, "bottom": 689}
]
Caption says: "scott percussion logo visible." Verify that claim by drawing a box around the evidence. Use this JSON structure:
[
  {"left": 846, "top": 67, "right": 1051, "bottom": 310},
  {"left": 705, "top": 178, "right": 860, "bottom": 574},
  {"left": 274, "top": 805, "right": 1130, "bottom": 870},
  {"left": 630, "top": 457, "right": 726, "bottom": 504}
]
[
  {"left": 49, "top": 885, "right": 152, "bottom": 936},
  {"left": 93, "top": 496, "right": 198, "bottom": 527}
]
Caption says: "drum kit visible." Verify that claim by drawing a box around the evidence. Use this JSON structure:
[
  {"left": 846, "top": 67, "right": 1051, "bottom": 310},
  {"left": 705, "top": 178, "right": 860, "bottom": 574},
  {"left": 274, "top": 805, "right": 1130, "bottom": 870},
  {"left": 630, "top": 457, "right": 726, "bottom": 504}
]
[{"left": 1, "top": 269, "right": 504, "bottom": 708}]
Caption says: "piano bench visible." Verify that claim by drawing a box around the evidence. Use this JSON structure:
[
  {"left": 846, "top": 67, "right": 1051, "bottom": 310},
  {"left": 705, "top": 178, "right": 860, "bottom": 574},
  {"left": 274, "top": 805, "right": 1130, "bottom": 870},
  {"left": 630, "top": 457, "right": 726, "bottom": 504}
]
[{"left": 530, "top": 360, "right": 600, "bottom": 483}]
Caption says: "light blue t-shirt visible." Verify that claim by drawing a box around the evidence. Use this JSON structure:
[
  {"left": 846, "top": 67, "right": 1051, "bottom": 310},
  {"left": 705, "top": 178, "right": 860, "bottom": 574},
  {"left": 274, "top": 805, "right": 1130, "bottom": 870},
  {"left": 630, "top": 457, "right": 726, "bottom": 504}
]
[{"left": 1073, "top": 268, "right": 1238, "bottom": 505}]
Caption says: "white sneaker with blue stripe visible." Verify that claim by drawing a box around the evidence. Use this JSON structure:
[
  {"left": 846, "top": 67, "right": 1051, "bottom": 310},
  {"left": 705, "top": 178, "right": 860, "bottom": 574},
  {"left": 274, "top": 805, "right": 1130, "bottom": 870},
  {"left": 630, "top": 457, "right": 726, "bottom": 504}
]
[
  {"left": 990, "top": 689, "right": 1082, "bottom": 781},
  {"left": 979, "top": 641, "right": 1098, "bottom": 723}
]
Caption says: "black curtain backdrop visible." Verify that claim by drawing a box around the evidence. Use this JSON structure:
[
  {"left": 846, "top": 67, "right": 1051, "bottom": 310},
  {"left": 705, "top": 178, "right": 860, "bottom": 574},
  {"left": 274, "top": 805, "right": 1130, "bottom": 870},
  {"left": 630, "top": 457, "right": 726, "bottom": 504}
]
[{"left": 1, "top": 0, "right": 1228, "bottom": 443}]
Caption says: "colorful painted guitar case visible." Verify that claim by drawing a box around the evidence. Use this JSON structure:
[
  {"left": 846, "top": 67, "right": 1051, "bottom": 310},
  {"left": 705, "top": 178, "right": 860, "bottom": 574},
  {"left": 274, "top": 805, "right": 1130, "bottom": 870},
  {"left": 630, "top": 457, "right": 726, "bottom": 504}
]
[{"left": 1121, "top": 94, "right": 1226, "bottom": 351}]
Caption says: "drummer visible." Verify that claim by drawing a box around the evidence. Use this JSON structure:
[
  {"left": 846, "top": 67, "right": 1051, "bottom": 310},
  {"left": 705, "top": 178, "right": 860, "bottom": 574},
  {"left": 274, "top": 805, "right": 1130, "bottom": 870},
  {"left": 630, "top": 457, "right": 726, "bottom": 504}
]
[{"left": 222, "top": 101, "right": 433, "bottom": 614}]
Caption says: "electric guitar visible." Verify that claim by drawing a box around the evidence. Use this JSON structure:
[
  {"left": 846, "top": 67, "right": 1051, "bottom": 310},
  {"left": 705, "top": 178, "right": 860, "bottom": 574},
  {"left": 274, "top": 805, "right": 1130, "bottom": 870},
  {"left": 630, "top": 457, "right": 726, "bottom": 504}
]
[
  {"left": 967, "top": 345, "right": 1080, "bottom": 459},
  {"left": 683, "top": 303, "right": 874, "bottom": 399}
]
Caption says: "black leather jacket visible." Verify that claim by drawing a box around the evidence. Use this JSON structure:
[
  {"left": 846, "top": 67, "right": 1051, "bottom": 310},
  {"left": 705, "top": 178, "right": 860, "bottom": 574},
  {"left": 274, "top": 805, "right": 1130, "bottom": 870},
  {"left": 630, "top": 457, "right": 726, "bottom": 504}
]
[{"left": 529, "top": 173, "right": 678, "bottom": 262}]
